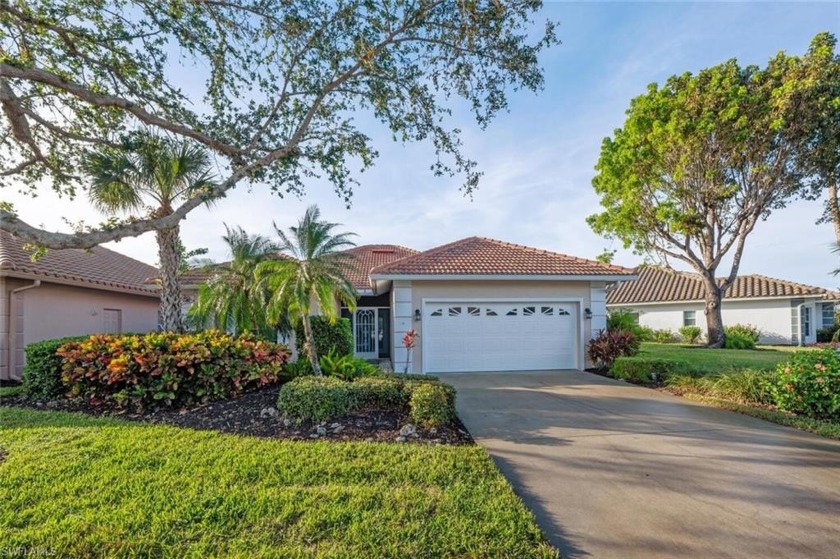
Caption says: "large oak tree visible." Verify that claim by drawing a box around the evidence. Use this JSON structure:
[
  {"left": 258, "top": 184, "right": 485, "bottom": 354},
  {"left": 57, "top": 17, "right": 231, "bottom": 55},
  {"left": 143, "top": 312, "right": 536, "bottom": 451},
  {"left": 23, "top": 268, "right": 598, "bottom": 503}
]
[
  {"left": 0, "top": 0, "right": 557, "bottom": 247},
  {"left": 588, "top": 39, "right": 825, "bottom": 347}
]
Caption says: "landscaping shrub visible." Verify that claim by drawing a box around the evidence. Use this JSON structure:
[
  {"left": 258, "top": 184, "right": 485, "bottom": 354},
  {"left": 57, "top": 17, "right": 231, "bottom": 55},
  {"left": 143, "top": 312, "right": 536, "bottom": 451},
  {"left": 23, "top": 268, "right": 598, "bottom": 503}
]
[
  {"left": 385, "top": 373, "right": 440, "bottom": 383},
  {"left": 58, "top": 331, "right": 290, "bottom": 411},
  {"left": 610, "top": 357, "right": 688, "bottom": 383},
  {"left": 723, "top": 324, "right": 760, "bottom": 349},
  {"left": 636, "top": 325, "right": 655, "bottom": 342},
  {"left": 667, "top": 369, "right": 778, "bottom": 405},
  {"left": 295, "top": 316, "right": 353, "bottom": 359},
  {"left": 772, "top": 349, "right": 840, "bottom": 420},
  {"left": 283, "top": 358, "right": 314, "bottom": 379},
  {"left": 278, "top": 374, "right": 457, "bottom": 425},
  {"left": 277, "top": 376, "right": 354, "bottom": 423},
  {"left": 650, "top": 329, "right": 677, "bottom": 344},
  {"left": 22, "top": 336, "right": 88, "bottom": 400},
  {"left": 678, "top": 326, "right": 703, "bottom": 345},
  {"left": 817, "top": 325, "right": 839, "bottom": 343},
  {"left": 587, "top": 330, "right": 640, "bottom": 369},
  {"left": 409, "top": 383, "right": 456, "bottom": 427},
  {"left": 320, "top": 350, "right": 380, "bottom": 380}
]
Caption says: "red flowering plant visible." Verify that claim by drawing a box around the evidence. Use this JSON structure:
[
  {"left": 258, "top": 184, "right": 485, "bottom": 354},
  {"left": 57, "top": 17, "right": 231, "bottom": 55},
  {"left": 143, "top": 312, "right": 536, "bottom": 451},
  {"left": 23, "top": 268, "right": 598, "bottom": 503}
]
[
  {"left": 771, "top": 348, "right": 840, "bottom": 420},
  {"left": 402, "top": 329, "right": 418, "bottom": 374}
]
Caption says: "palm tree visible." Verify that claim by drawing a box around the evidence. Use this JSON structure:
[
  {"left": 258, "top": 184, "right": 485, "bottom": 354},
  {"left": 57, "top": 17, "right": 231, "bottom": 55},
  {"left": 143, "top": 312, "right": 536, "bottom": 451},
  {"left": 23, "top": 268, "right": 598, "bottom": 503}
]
[
  {"left": 84, "top": 134, "right": 217, "bottom": 331},
  {"left": 259, "top": 205, "right": 358, "bottom": 374},
  {"left": 187, "top": 225, "right": 281, "bottom": 337}
]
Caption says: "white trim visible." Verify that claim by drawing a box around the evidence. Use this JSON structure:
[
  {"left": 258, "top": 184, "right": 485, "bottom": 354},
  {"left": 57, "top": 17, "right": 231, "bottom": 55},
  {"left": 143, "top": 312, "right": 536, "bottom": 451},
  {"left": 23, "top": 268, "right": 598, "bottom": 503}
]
[
  {"left": 608, "top": 294, "right": 828, "bottom": 307},
  {"left": 420, "top": 296, "right": 585, "bottom": 373},
  {"left": 371, "top": 273, "right": 636, "bottom": 282}
]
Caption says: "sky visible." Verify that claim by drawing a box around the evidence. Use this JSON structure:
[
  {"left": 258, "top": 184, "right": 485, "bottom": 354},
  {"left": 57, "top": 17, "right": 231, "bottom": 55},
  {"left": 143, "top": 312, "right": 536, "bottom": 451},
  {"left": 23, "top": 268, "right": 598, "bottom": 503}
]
[{"left": 4, "top": 1, "right": 840, "bottom": 288}]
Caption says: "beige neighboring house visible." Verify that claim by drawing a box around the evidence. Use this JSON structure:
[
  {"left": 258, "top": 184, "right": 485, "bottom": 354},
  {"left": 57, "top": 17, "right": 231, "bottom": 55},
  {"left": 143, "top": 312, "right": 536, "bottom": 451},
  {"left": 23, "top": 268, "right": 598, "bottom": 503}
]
[
  {"left": 0, "top": 231, "right": 160, "bottom": 380},
  {"left": 606, "top": 267, "right": 840, "bottom": 345}
]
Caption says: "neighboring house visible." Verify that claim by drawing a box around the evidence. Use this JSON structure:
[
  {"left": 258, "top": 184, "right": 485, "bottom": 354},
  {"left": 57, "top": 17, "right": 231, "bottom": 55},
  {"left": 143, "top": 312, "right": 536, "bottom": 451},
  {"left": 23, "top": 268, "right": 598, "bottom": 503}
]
[
  {"left": 0, "top": 231, "right": 160, "bottom": 380},
  {"left": 346, "top": 237, "right": 636, "bottom": 373},
  {"left": 606, "top": 267, "right": 839, "bottom": 345}
]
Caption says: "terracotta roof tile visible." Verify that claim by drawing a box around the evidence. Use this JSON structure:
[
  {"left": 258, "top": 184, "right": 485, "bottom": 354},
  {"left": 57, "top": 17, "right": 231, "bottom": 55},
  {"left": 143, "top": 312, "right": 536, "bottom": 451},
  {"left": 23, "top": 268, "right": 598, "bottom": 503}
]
[
  {"left": 0, "top": 230, "right": 159, "bottom": 296},
  {"left": 370, "top": 237, "right": 635, "bottom": 277},
  {"left": 341, "top": 245, "right": 420, "bottom": 290},
  {"left": 607, "top": 267, "right": 839, "bottom": 305}
]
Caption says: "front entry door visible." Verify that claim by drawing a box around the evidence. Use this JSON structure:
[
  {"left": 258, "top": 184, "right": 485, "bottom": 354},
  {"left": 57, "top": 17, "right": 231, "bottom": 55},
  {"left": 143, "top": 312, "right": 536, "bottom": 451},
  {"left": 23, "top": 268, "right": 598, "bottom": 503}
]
[{"left": 354, "top": 308, "right": 378, "bottom": 360}]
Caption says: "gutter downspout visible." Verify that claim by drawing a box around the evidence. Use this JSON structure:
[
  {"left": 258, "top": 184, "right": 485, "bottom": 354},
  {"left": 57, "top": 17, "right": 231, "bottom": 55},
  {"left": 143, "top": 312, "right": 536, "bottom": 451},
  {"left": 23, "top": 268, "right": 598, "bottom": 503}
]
[{"left": 7, "top": 280, "right": 40, "bottom": 380}]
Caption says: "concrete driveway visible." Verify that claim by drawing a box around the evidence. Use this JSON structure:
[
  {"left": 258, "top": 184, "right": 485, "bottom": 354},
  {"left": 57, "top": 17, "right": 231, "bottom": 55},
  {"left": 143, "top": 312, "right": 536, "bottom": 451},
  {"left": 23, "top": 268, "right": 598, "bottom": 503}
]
[{"left": 445, "top": 370, "right": 840, "bottom": 559}]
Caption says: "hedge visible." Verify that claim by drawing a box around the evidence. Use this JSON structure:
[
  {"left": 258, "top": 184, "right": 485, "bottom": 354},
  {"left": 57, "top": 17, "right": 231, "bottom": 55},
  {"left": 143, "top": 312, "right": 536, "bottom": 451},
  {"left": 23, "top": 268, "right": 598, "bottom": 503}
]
[
  {"left": 610, "top": 357, "right": 689, "bottom": 383},
  {"left": 277, "top": 374, "right": 457, "bottom": 426},
  {"left": 295, "top": 316, "right": 353, "bottom": 358},
  {"left": 57, "top": 331, "right": 290, "bottom": 411},
  {"left": 22, "top": 336, "right": 89, "bottom": 400}
]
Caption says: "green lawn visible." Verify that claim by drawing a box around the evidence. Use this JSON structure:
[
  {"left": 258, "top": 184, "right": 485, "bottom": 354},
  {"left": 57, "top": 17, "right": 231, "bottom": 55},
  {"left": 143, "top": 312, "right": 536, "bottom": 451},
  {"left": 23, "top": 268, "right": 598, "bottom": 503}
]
[
  {"left": 0, "top": 407, "right": 557, "bottom": 558},
  {"left": 638, "top": 342, "right": 794, "bottom": 374}
]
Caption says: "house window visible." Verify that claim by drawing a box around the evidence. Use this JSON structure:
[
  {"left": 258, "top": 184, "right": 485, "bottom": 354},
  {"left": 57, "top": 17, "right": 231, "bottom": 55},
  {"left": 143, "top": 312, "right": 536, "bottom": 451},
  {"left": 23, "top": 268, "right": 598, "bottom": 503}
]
[
  {"left": 683, "top": 310, "right": 696, "bottom": 327},
  {"left": 822, "top": 303, "right": 836, "bottom": 329},
  {"left": 103, "top": 309, "right": 122, "bottom": 334}
]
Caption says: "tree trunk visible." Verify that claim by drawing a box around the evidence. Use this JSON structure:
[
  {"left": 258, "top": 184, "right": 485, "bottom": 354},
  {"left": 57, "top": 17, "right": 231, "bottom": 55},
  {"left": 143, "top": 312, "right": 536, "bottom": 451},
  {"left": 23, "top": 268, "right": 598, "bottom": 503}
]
[
  {"left": 301, "top": 314, "right": 322, "bottom": 375},
  {"left": 156, "top": 225, "right": 184, "bottom": 332},
  {"left": 829, "top": 180, "right": 840, "bottom": 245},
  {"left": 703, "top": 281, "right": 725, "bottom": 348}
]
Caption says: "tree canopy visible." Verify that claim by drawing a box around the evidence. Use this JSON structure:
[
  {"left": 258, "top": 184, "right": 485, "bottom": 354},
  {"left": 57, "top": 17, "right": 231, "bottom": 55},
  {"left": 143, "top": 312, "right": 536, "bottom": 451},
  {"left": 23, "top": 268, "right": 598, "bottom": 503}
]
[
  {"left": 587, "top": 37, "right": 825, "bottom": 346},
  {"left": 0, "top": 0, "right": 557, "bottom": 249}
]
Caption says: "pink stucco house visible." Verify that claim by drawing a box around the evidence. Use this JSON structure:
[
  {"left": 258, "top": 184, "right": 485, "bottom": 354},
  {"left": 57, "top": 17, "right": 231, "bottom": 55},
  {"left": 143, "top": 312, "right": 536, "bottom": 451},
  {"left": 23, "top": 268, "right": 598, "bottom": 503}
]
[{"left": 0, "top": 231, "right": 160, "bottom": 380}]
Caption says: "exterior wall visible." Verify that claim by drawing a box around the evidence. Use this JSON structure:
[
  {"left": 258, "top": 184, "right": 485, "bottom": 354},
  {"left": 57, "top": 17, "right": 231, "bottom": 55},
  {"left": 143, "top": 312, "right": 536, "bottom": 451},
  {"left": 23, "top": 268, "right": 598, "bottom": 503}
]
[
  {"left": 2, "top": 278, "right": 159, "bottom": 379},
  {"left": 406, "top": 280, "right": 593, "bottom": 373},
  {"left": 609, "top": 298, "right": 821, "bottom": 345}
]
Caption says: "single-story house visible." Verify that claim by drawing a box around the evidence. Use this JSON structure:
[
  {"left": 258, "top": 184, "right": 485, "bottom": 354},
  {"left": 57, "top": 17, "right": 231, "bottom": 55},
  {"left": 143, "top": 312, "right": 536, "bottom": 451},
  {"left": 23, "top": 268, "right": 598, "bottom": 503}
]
[
  {"left": 341, "top": 237, "right": 636, "bottom": 373},
  {"left": 0, "top": 231, "right": 160, "bottom": 380},
  {"left": 606, "top": 267, "right": 839, "bottom": 345}
]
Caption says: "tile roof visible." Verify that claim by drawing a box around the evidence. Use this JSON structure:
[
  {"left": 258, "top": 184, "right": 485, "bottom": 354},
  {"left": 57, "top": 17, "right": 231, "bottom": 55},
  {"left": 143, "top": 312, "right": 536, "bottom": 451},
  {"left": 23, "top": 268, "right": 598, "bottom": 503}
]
[
  {"left": 370, "top": 237, "right": 635, "bottom": 277},
  {"left": 606, "top": 266, "right": 840, "bottom": 305},
  {"left": 0, "top": 230, "right": 159, "bottom": 296},
  {"left": 341, "top": 245, "right": 420, "bottom": 290}
]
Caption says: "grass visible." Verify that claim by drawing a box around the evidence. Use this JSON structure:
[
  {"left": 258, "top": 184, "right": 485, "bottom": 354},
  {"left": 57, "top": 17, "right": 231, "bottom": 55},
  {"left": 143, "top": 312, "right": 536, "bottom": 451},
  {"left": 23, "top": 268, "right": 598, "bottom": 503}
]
[
  {"left": 638, "top": 342, "right": 794, "bottom": 374},
  {"left": 0, "top": 407, "right": 558, "bottom": 559},
  {"left": 0, "top": 385, "right": 24, "bottom": 398},
  {"left": 682, "top": 394, "right": 840, "bottom": 440}
]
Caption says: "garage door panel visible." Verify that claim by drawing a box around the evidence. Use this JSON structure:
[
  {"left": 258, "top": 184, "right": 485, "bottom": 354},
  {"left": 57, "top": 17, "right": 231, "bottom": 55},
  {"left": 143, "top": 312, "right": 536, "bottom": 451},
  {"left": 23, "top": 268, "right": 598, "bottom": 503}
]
[{"left": 424, "top": 301, "right": 578, "bottom": 373}]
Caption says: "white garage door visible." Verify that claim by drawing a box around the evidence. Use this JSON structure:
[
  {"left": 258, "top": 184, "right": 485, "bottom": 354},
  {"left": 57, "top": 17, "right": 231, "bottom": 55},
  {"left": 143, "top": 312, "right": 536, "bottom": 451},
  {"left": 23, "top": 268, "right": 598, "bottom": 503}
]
[{"left": 423, "top": 302, "right": 578, "bottom": 373}]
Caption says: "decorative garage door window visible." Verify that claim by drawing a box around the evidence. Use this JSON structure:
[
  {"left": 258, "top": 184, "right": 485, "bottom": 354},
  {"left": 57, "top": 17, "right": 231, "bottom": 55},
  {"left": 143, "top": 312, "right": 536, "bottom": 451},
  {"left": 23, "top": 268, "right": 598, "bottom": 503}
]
[
  {"left": 424, "top": 302, "right": 578, "bottom": 373},
  {"left": 427, "top": 305, "right": 573, "bottom": 318}
]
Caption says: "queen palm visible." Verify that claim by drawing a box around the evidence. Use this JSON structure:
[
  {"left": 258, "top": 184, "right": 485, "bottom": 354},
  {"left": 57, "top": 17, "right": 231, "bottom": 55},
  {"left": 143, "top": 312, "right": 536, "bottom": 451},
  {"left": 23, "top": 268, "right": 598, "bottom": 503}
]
[
  {"left": 188, "top": 225, "right": 281, "bottom": 337},
  {"left": 84, "top": 134, "right": 217, "bottom": 331},
  {"left": 259, "top": 206, "right": 358, "bottom": 374}
]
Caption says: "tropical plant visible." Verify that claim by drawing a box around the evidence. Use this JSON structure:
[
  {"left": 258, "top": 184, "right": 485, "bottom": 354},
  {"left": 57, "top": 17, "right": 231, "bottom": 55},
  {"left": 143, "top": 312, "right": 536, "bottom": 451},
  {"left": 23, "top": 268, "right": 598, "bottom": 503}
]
[
  {"left": 679, "top": 326, "right": 703, "bottom": 344},
  {"left": 773, "top": 349, "right": 840, "bottom": 420},
  {"left": 587, "top": 330, "right": 640, "bottom": 369},
  {"left": 83, "top": 134, "right": 217, "bottom": 331},
  {"left": 588, "top": 36, "right": 828, "bottom": 347},
  {"left": 187, "top": 225, "right": 281, "bottom": 338},
  {"left": 259, "top": 206, "right": 358, "bottom": 375}
]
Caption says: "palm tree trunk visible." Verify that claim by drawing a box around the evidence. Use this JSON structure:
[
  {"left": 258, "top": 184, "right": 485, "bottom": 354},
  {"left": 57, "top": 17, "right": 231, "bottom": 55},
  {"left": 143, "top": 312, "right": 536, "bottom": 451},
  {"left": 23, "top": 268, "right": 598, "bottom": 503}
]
[
  {"left": 301, "top": 314, "right": 322, "bottom": 375},
  {"left": 157, "top": 225, "right": 184, "bottom": 332}
]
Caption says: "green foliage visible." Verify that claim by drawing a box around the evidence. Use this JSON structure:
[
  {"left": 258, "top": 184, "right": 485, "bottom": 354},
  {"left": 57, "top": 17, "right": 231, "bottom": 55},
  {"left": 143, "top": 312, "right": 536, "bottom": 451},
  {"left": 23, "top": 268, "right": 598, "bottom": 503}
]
[
  {"left": 678, "top": 326, "right": 703, "bottom": 344},
  {"left": 187, "top": 225, "right": 282, "bottom": 336},
  {"left": 22, "top": 336, "right": 88, "bottom": 400},
  {"left": 283, "top": 359, "right": 314, "bottom": 379},
  {"left": 277, "top": 374, "right": 456, "bottom": 426},
  {"left": 0, "top": 407, "right": 558, "bottom": 558},
  {"left": 650, "top": 329, "right": 677, "bottom": 344},
  {"left": 636, "top": 325, "right": 656, "bottom": 342},
  {"left": 57, "top": 331, "right": 290, "bottom": 411},
  {"left": 773, "top": 349, "right": 840, "bottom": 420},
  {"left": 385, "top": 373, "right": 440, "bottom": 383},
  {"left": 587, "top": 330, "right": 640, "bottom": 368},
  {"left": 722, "top": 325, "right": 760, "bottom": 350},
  {"left": 276, "top": 376, "right": 354, "bottom": 423},
  {"left": 610, "top": 357, "right": 689, "bottom": 383},
  {"left": 295, "top": 316, "right": 354, "bottom": 361},
  {"left": 319, "top": 350, "right": 379, "bottom": 381},
  {"left": 409, "top": 384, "right": 457, "bottom": 428},
  {"left": 607, "top": 309, "right": 637, "bottom": 332},
  {"left": 817, "top": 325, "right": 839, "bottom": 343},
  {"left": 667, "top": 370, "right": 778, "bottom": 405}
]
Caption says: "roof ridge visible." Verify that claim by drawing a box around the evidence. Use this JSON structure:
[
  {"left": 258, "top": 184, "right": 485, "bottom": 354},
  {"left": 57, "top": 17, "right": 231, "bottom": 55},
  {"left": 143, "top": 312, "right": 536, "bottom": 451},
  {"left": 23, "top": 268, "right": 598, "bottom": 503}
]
[{"left": 476, "top": 236, "right": 635, "bottom": 273}]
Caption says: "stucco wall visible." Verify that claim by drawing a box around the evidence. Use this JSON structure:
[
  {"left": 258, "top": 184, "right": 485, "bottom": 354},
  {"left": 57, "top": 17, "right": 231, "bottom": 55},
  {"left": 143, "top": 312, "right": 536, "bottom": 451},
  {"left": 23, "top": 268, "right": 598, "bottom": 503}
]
[
  {"left": 609, "top": 298, "right": 821, "bottom": 345},
  {"left": 403, "top": 280, "right": 593, "bottom": 373},
  {"left": 2, "top": 278, "right": 159, "bottom": 379}
]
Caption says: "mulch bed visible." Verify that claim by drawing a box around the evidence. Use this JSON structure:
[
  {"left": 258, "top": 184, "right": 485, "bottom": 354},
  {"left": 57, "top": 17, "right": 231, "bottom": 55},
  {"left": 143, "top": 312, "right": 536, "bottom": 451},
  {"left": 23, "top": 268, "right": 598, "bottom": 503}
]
[{"left": 2, "top": 385, "right": 473, "bottom": 445}]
